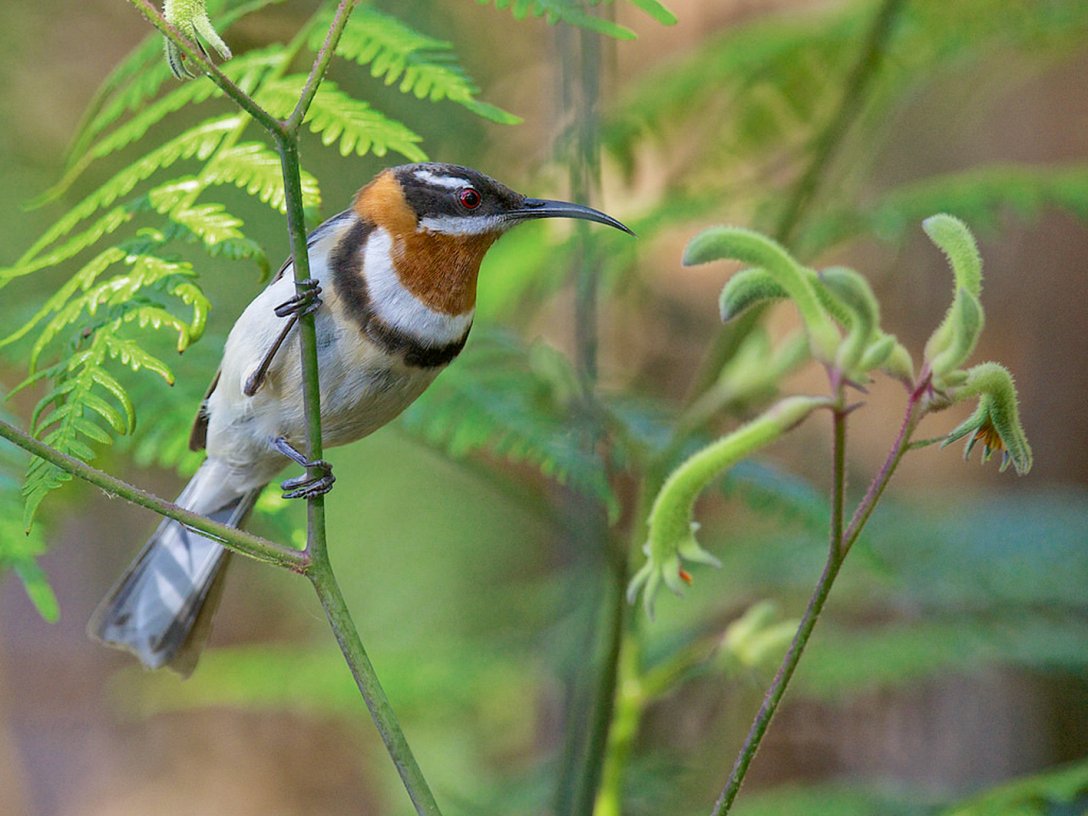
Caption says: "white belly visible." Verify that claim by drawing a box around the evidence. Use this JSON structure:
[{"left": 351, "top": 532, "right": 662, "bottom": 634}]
[{"left": 202, "top": 271, "right": 441, "bottom": 493}]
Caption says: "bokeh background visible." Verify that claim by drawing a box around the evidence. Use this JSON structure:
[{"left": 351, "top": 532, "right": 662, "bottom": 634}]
[{"left": 1, "top": 1, "right": 1086, "bottom": 815}]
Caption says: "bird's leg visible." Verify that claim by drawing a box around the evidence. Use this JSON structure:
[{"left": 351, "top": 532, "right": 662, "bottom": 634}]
[
  {"left": 243, "top": 279, "right": 323, "bottom": 397},
  {"left": 272, "top": 436, "right": 335, "bottom": 500}
]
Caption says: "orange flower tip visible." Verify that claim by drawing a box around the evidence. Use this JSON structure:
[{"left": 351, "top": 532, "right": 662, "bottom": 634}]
[{"left": 679, "top": 568, "right": 693, "bottom": 586}]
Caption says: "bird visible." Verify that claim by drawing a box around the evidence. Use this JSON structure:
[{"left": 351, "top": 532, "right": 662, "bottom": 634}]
[{"left": 88, "top": 162, "right": 633, "bottom": 675}]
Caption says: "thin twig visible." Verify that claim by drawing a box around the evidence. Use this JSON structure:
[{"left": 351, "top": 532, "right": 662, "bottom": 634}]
[
  {"left": 120, "top": 4, "right": 444, "bottom": 813},
  {"left": 711, "top": 540, "right": 844, "bottom": 815},
  {"left": 272, "top": 136, "right": 329, "bottom": 556},
  {"left": 713, "top": 376, "right": 926, "bottom": 814},
  {"left": 286, "top": 0, "right": 360, "bottom": 133},
  {"left": 127, "top": 0, "right": 286, "bottom": 137},
  {"left": 308, "top": 556, "right": 444, "bottom": 816},
  {"left": 0, "top": 417, "right": 306, "bottom": 571}
]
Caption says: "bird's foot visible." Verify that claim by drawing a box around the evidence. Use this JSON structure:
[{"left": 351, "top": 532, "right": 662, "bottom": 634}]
[
  {"left": 274, "top": 278, "right": 322, "bottom": 318},
  {"left": 273, "top": 436, "right": 335, "bottom": 499}
]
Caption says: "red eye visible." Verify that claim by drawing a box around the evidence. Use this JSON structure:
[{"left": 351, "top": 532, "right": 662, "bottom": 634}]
[{"left": 458, "top": 188, "right": 482, "bottom": 209}]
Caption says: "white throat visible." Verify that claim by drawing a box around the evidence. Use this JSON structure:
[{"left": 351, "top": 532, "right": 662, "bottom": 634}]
[{"left": 364, "top": 227, "right": 474, "bottom": 344}]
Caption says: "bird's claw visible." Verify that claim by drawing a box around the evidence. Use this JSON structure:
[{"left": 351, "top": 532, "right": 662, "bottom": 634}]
[
  {"left": 280, "top": 463, "right": 335, "bottom": 500},
  {"left": 274, "top": 278, "right": 322, "bottom": 318},
  {"left": 272, "top": 436, "right": 335, "bottom": 500}
]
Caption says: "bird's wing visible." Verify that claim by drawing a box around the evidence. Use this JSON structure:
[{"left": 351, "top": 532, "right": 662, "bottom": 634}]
[{"left": 188, "top": 368, "right": 221, "bottom": 452}]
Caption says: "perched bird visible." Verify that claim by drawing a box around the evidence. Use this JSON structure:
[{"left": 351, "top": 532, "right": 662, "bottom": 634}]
[{"left": 89, "top": 163, "right": 632, "bottom": 674}]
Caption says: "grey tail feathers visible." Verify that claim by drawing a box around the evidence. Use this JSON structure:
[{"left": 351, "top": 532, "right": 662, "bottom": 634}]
[{"left": 88, "top": 460, "right": 262, "bottom": 676}]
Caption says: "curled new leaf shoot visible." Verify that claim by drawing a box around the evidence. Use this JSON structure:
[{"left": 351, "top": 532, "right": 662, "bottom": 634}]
[
  {"left": 685, "top": 227, "right": 841, "bottom": 361},
  {"left": 922, "top": 215, "right": 986, "bottom": 380},
  {"left": 164, "top": 0, "right": 233, "bottom": 79},
  {"left": 628, "top": 395, "right": 829, "bottom": 616},
  {"left": 719, "top": 268, "right": 788, "bottom": 321},
  {"left": 818, "top": 266, "right": 880, "bottom": 375},
  {"left": 942, "top": 362, "right": 1032, "bottom": 475}
]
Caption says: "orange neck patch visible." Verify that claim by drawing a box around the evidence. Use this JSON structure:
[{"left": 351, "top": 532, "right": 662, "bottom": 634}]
[{"left": 354, "top": 171, "right": 498, "bottom": 316}]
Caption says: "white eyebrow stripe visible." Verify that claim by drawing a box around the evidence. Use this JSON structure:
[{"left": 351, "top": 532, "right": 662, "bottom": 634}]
[
  {"left": 418, "top": 214, "right": 506, "bottom": 235},
  {"left": 413, "top": 169, "right": 472, "bottom": 189}
]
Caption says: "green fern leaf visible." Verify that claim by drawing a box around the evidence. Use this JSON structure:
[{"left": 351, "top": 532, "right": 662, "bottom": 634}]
[
  {"left": 401, "top": 331, "right": 615, "bottom": 511},
  {"left": 62, "top": 0, "right": 289, "bottom": 172},
  {"left": 42, "top": 49, "right": 283, "bottom": 207},
  {"left": 322, "top": 7, "right": 521, "bottom": 124},
  {"left": 202, "top": 141, "right": 322, "bottom": 213},
  {"left": 799, "top": 164, "right": 1088, "bottom": 256},
  {"left": 102, "top": 335, "right": 176, "bottom": 385},
  {"left": 0, "top": 246, "right": 126, "bottom": 351},
  {"left": 259, "top": 76, "right": 427, "bottom": 161},
  {"left": 13, "top": 115, "right": 242, "bottom": 273},
  {"left": 0, "top": 437, "right": 58, "bottom": 620}
]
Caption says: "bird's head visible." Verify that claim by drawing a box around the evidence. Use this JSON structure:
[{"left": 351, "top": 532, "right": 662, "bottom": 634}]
[
  {"left": 352, "top": 163, "right": 632, "bottom": 315},
  {"left": 356, "top": 162, "right": 633, "bottom": 239}
]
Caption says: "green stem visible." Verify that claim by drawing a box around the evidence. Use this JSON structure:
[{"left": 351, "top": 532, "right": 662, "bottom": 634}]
[
  {"left": 286, "top": 0, "right": 359, "bottom": 133},
  {"left": 772, "top": 0, "right": 907, "bottom": 248},
  {"left": 711, "top": 537, "right": 844, "bottom": 816},
  {"left": 554, "top": 17, "right": 621, "bottom": 816},
  {"left": 713, "top": 376, "right": 925, "bottom": 814},
  {"left": 307, "top": 554, "right": 443, "bottom": 816},
  {"left": 572, "top": 551, "right": 628, "bottom": 816},
  {"left": 122, "top": 5, "right": 442, "bottom": 813},
  {"left": 127, "top": 0, "right": 286, "bottom": 138},
  {"left": 0, "top": 416, "right": 305, "bottom": 571},
  {"left": 272, "top": 135, "right": 328, "bottom": 556}
]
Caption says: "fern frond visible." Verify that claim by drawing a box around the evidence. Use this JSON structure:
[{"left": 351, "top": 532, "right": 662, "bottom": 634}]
[
  {"left": 62, "top": 0, "right": 290, "bottom": 173},
  {"left": 799, "top": 164, "right": 1088, "bottom": 255},
  {"left": 401, "top": 331, "right": 615, "bottom": 511},
  {"left": 322, "top": 7, "right": 521, "bottom": 124},
  {"left": 19, "top": 250, "right": 207, "bottom": 525},
  {"left": 259, "top": 76, "right": 427, "bottom": 161},
  {"left": 0, "top": 437, "right": 58, "bottom": 620},
  {"left": 45, "top": 50, "right": 283, "bottom": 206},
  {"left": 13, "top": 115, "right": 242, "bottom": 273},
  {"left": 202, "top": 141, "right": 322, "bottom": 213}
]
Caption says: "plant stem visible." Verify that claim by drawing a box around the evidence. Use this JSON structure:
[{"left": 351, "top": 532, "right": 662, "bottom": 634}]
[
  {"left": 572, "top": 551, "right": 628, "bottom": 816},
  {"left": 0, "top": 417, "right": 305, "bottom": 570},
  {"left": 553, "top": 16, "right": 623, "bottom": 816},
  {"left": 273, "top": 136, "right": 329, "bottom": 556},
  {"left": 773, "top": 0, "right": 908, "bottom": 248},
  {"left": 307, "top": 554, "right": 443, "bottom": 816},
  {"left": 842, "top": 376, "right": 928, "bottom": 553},
  {"left": 711, "top": 537, "right": 844, "bottom": 816},
  {"left": 712, "top": 377, "right": 926, "bottom": 814},
  {"left": 124, "top": 5, "right": 443, "bottom": 813},
  {"left": 127, "top": 0, "right": 286, "bottom": 138},
  {"left": 286, "top": 0, "right": 359, "bottom": 133}
]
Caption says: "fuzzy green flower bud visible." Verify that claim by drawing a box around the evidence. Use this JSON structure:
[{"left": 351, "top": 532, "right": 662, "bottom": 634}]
[
  {"left": 718, "top": 268, "right": 787, "bottom": 322},
  {"left": 164, "top": 0, "right": 232, "bottom": 80},
  {"left": 685, "top": 228, "right": 841, "bottom": 362},
  {"left": 941, "top": 362, "right": 1032, "bottom": 475},
  {"left": 628, "top": 395, "right": 829, "bottom": 617},
  {"left": 922, "top": 215, "right": 985, "bottom": 381},
  {"left": 818, "top": 266, "right": 880, "bottom": 375},
  {"left": 719, "top": 600, "right": 799, "bottom": 672}
]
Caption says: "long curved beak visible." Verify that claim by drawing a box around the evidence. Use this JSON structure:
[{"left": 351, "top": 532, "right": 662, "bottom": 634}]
[{"left": 507, "top": 198, "right": 635, "bottom": 236}]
